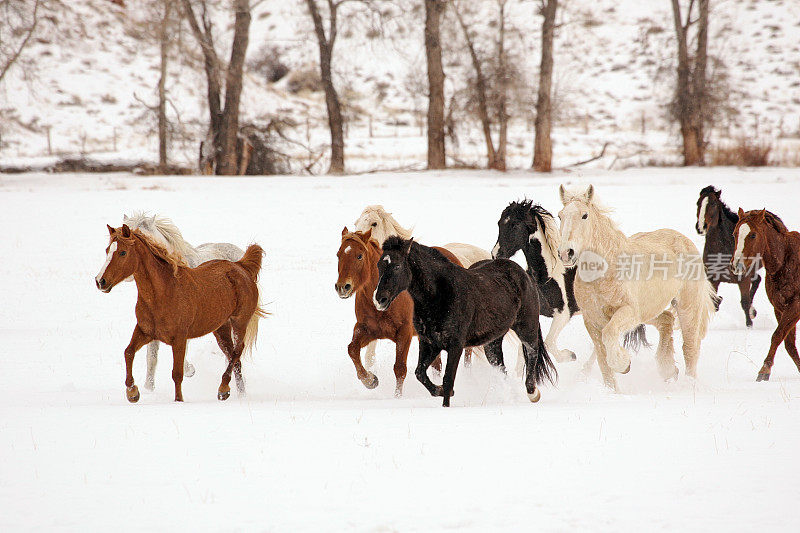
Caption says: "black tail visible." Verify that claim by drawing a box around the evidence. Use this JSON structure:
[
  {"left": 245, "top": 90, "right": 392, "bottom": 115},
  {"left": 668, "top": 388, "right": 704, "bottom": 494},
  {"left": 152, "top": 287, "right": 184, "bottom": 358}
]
[
  {"left": 622, "top": 324, "right": 650, "bottom": 352},
  {"left": 527, "top": 324, "right": 557, "bottom": 386}
]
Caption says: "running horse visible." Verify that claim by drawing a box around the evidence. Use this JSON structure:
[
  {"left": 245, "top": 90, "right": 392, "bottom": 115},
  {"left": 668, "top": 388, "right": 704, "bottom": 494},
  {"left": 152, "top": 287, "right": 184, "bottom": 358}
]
[
  {"left": 732, "top": 209, "right": 800, "bottom": 381},
  {"left": 95, "top": 224, "right": 266, "bottom": 402}
]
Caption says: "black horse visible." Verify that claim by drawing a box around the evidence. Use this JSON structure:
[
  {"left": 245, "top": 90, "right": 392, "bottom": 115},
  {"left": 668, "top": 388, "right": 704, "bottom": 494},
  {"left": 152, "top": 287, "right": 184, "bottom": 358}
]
[
  {"left": 374, "top": 236, "right": 556, "bottom": 407},
  {"left": 696, "top": 186, "right": 762, "bottom": 327},
  {"left": 493, "top": 200, "right": 648, "bottom": 368}
]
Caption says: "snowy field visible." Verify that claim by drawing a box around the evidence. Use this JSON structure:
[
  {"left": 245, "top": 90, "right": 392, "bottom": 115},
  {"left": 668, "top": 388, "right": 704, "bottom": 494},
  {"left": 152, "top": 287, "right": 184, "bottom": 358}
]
[{"left": 2, "top": 168, "right": 800, "bottom": 531}]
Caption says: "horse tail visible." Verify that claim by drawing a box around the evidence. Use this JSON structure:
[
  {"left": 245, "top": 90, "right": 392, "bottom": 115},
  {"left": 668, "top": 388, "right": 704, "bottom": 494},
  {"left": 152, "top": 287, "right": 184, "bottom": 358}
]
[
  {"left": 237, "top": 244, "right": 264, "bottom": 282},
  {"left": 623, "top": 324, "right": 651, "bottom": 352},
  {"left": 527, "top": 323, "right": 557, "bottom": 386},
  {"left": 237, "top": 244, "right": 267, "bottom": 357}
]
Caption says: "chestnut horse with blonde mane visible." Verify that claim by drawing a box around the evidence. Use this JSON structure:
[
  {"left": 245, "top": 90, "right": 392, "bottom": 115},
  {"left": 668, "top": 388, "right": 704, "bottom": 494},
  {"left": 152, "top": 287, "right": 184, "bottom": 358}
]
[
  {"left": 336, "top": 227, "right": 468, "bottom": 395},
  {"left": 95, "top": 224, "right": 266, "bottom": 402},
  {"left": 732, "top": 208, "right": 800, "bottom": 381}
]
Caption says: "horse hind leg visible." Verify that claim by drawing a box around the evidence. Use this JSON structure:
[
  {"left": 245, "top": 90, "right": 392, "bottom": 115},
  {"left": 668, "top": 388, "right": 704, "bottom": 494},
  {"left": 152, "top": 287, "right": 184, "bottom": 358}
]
[
  {"left": 364, "top": 340, "right": 378, "bottom": 369},
  {"left": 144, "top": 340, "right": 160, "bottom": 391},
  {"left": 676, "top": 305, "right": 702, "bottom": 379},
  {"left": 214, "top": 322, "right": 243, "bottom": 401},
  {"left": 392, "top": 328, "right": 413, "bottom": 397},
  {"left": 652, "top": 311, "right": 678, "bottom": 381},
  {"left": 737, "top": 279, "right": 755, "bottom": 328}
]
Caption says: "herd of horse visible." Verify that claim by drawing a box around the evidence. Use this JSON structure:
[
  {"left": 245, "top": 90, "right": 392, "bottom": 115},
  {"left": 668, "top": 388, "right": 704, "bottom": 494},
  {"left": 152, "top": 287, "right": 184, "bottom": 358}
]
[{"left": 95, "top": 184, "right": 800, "bottom": 406}]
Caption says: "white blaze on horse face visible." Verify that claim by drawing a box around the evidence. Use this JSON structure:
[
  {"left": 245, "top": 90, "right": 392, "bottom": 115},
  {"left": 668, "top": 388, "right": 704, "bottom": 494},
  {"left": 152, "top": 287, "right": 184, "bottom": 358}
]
[
  {"left": 733, "top": 223, "right": 750, "bottom": 264},
  {"left": 96, "top": 242, "right": 117, "bottom": 285},
  {"left": 383, "top": 255, "right": 391, "bottom": 264},
  {"left": 557, "top": 203, "right": 580, "bottom": 264},
  {"left": 697, "top": 197, "right": 708, "bottom": 234},
  {"left": 344, "top": 245, "right": 351, "bottom": 254}
]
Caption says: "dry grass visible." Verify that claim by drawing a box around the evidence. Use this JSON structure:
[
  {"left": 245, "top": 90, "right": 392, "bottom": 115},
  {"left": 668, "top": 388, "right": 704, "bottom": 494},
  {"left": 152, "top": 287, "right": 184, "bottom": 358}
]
[{"left": 709, "top": 138, "right": 773, "bottom": 166}]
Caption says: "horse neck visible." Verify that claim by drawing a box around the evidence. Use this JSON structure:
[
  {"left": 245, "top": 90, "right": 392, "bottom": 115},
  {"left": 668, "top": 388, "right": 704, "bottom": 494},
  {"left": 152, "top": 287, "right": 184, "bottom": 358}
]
[
  {"left": 760, "top": 224, "right": 793, "bottom": 279},
  {"left": 709, "top": 204, "right": 736, "bottom": 250},
  {"left": 587, "top": 212, "right": 627, "bottom": 261},
  {"left": 406, "top": 246, "right": 452, "bottom": 301},
  {"left": 131, "top": 240, "right": 175, "bottom": 307},
  {"left": 522, "top": 241, "right": 549, "bottom": 284}
]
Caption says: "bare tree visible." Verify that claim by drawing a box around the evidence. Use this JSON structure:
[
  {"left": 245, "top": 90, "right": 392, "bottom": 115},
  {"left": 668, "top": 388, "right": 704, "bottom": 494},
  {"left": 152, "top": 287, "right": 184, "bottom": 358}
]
[
  {"left": 424, "top": 0, "right": 447, "bottom": 169},
  {"left": 670, "top": 0, "right": 708, "bottom": 166},
  {"left": 157, "top": 0, "right": 174, "bottom": 171},
  {"left": 181, "top": 0, "right": 251, "bottom": 175},
  {"left": 303, "top": 0, "right": 346, "bottom": 174},
  {"left": 0, "top": 0, "right": 42, "bottom": 85},
  {"left": 533, "top": 0, "right": 557, "bottom": 172}
]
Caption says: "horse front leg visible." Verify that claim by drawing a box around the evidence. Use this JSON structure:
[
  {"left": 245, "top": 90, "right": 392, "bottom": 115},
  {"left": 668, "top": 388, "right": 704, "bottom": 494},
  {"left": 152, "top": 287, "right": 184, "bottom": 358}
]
[
  {"left": 364, "top": 340, "right": 378, "bottom": 369},
  {"left": 393, "top": 327, "right": 413, "bottom": 397},
  {"left": 171, "top": 338, "right": 187, "bottom": 402},
  {"left": 545, "top": 309, "right": 577, "bottom": 362},
  {"left": 414, "top": 339, "right": 441, "bottom": 397},
  {"left": 758, "top": 306, "right": 800, "bottom": 381},
  {"left": 348, "top": 324, "right": 379, "bottom": 389},
  {"left": 584, "top": 317, "right": 617, "bottom": 390},
  {"left": 441, "top": 344, "right": 464, "bottom": 407},
  {"left": 602, "top": 305, "right": 638, "bottom": 374},
  {"left": 737, "top": 279, "right": 755, "bottom": 328},
  {"left": 144, "top": 340, "right": 159, "bottom": 391},
  {"left": 124, "top": 326, "right": 151, "bottom": 403}
]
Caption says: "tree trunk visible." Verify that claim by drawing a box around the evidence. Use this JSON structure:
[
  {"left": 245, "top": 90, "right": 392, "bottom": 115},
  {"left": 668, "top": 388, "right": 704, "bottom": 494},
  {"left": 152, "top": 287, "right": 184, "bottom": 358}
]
[
  {"left": 157, "top": 0, "right": 170, "bottom": 171},
  {"left": 533, "top": 0, "right": 557, "bottom": 172},
  {"left": 424, "top": 0, "right": 446, "bottom": 170},
  {"left": 305, "top": 0, "right": 345, "bottom": 175},
  {"left": 216, "top": 0, "right": 251, "bottom": 175},
  {"left": 495, "top": 0, "right": 508, "bottom": 171},
  {"left": 454, "top": 5, "right": 496, "bottom": 169}
]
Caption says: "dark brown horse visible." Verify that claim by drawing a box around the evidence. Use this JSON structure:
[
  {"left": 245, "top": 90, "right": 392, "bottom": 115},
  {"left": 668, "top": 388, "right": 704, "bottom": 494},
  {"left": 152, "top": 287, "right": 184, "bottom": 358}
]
[
  {"left": 96, "top": 224, "right": 266, "bottom": 402},
  {"left": 696, "top": 186, "right": 761, "bottom": 327},
  {"left": 732, "top": 209, "right": 800, "bottom": 381},
  {"left": 335, "top": 228, "right": 467, "bottom": 396}
]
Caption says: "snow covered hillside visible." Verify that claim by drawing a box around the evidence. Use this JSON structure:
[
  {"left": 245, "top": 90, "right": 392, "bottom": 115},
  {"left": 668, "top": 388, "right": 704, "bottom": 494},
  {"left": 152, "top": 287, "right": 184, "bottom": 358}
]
[
  {"left": 1, "top": 0, "right": 799, "bottom": 169},
  {"left": 1, "top": 168, "right": 800, "bottom": 530}
]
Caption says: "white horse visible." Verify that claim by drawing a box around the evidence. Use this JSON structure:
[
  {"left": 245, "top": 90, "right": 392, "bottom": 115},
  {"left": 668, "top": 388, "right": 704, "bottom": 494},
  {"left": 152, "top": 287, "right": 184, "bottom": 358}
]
[
  {"left": 557, "top": 185, "right": 716, "bottom": 390},
  {"left": 121, "top": 212, "right": 245, "bottom": 391},
  {"left": 354, "top": 205, "right": 525, "bottom": 372}
]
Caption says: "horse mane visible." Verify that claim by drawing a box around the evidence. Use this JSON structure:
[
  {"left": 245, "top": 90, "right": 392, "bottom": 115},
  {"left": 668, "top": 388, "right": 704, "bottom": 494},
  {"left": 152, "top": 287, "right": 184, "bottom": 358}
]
[
  {"left": 530, "top": 204, "right": 565, "bottom": 278},
  {"left": 132, "top": 229, "right": 187, "bottom": 276},
  {"left": 764, "top": 210, "right": 788, "bottom": 233},
  {"left": 564, "top": 191, "right": 626, "bottom": 254},
  {"left": 699, "top": 185, "right": 739, "bottom": 225},
  {"left": 342, "top": 231, "right": 381, "bottom": 257},
  {"left": 383, "top": 236, "right": 450, "bottom": 264},
  {"left": 365, "top": 205, "right": 414, "bottom": 240},
  {"left": 124, "top": 211, "right": 197, "bottom": 261}
]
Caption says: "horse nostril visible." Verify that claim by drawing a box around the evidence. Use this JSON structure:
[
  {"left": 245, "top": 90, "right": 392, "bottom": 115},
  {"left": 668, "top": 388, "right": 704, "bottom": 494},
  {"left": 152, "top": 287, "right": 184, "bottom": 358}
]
[
  {"left": 100, "top": 278, "right": 106, "bottom": 287},
  {"left": 344, "top": 283, "right": 351, "bottom": 291},
  {"left": 379, "top": 297, "right": 388, "bottom": 305}
]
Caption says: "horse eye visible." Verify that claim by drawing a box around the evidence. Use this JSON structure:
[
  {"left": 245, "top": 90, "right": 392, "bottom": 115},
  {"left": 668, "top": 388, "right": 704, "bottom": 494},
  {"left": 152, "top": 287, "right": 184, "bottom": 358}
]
[
  {"left": 357, "top": 254, "right": 363, "bottom": 260},
  {"left": 747, "top": 234, "right": 755, "bottom": 239},
  {"left": 582, "top": 213, "right": 588, "bottom": 219},
  {"left": 371, "top": 222, "right": 377, "bottom": 227},
  {"left": 119, "top": 250, "right": 127, "bottom": 256}
]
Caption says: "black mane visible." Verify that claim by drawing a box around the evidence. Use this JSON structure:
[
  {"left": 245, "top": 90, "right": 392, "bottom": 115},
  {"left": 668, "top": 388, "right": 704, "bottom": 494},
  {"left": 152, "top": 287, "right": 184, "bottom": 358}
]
[
  {"left": 501, "top": 199, "right": 554, "bottom": 226},
  {"left": 382, "top": 236, "right": 451, "bottom": 264}
]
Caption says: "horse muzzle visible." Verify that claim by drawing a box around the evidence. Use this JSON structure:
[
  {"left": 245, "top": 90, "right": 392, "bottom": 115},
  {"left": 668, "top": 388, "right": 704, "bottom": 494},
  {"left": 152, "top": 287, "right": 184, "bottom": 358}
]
[
  {"left": 96, "top": 277, "right": 113, "bottom": 293},
  {"left": 696, "top": 223, "right": 707, "bottom": 235},
  {"left": 373, "top": 288, "right": 393, "bottom": 311},
  {"left": 335, "top": 281, "right": 354, "bottom": 299},
  {"left": 558, "top": 247, "right": 576, "bottom": 267},
  {"left": 731, "top": 259, "right": 745, "bottom": 276}
]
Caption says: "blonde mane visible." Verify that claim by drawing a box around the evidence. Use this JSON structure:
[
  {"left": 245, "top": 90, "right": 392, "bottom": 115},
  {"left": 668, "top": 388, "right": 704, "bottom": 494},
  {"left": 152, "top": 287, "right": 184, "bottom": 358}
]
[
  {"left": 535, "top": 209, "right": 566, "bottom": 278},
  {"left": 356, "top": 205, "right": 414, "bottom": 243},
  {"left": 123, "top": 211, "right": 197, "bottom": 262},
  {"left": 562, "top": 188, "right": 625, "bottom": 256},
  {"left": 132, "top": 229, "right": 187, "bottom": 276}
]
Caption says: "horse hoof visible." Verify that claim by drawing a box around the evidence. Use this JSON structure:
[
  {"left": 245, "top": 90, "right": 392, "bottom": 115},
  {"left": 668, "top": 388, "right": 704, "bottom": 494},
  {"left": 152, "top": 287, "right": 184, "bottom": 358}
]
[
  {"left": 756, "top": 372, "right": 770, "bottom": 382},
  {"left": 126, "top": 385, "right": 140, "bottom": 403},
  {"left": 433, "top": 386, "right": 454, "bottom": 397},
  {"left": 362, "top": 373, "right": 379, "bottom": 390},
  {"left": 184, "top": 363, "right": 196, "bottom": 378},
  {"left": 218, "top": 390, "right": 230, "bottom": 401},
  {"left": 621, "top": 362, "right": 632, "bottom": 374},
  {"left": 557, "top": 350, "right": 577, "bottom": 363},
  {"left": 664, "top": 366, "right": 679, "bottom": 383},
  {"left": 527, "top": 389, "right": 541, "bottom": 403}
]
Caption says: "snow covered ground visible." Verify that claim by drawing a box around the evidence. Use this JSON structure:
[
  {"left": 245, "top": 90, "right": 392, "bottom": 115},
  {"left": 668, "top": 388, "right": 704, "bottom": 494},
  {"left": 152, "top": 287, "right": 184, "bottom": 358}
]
[{"left": 2, "top": 168, "right": 800, "bottom": 531}]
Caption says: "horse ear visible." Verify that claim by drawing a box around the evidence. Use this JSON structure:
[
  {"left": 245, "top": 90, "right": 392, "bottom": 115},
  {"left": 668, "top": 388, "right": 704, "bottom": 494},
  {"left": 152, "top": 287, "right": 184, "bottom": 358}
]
[
  {"left": 585, "top": 185, "right": 594, "bottom": 202},
  {"left": 559, "top": 184, "right": 568, "bottom": 205},
  {"left": 757, "top": 209, "right": 767, "bottom": 219},
  {"left": 342, "top": 226, "right": 349, "bottom": 237},
  {"left": 738, "top": 207, "right": 745, "bottom": 218},
  {"left": 107, "top": 224, "right": 115, "bottom": 236},
  {"left": 121, "top": 224, "right": 131, "bottom": 238},
  {"left": 362, "top": 228, "right": 373, "bottom": 242},
  {"left": 403, "top": 238, "right": 414, "bottom": 256}
]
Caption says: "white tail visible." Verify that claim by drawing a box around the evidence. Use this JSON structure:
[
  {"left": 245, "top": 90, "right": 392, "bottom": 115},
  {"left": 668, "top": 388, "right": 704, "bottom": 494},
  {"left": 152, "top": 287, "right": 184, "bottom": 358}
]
[{"left": 242, "top": 292, "right": 268, "bottom": 357}]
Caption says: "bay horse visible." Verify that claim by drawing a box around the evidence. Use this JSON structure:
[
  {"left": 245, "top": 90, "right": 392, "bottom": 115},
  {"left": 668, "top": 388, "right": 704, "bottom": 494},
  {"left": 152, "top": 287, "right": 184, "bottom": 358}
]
[
  {"left": 695, "top": 186, "right": 762, "bottom": 327},
  {"left": 336, "top": 227, "right": 471, "bottom": 396},
  {"left": 123, "top": 212, "right": 245, "bottom": 391},
  {"left": 374, "top": 236, "right": 556, "bottom": 407},
  {"left": 558, "top": 185, "right": 716, "bottom": 390},
  {"left": 354, "top": 204, "right": 523, "bottom": 369},
  {"left": 492, "top": 200, "right": 649, "bottom": 369},
  {"left": 95, "top": 224, "right": 266, "bottom": 402},
  {"left": 732, "top": 208, "right": 800, "bottom": 381}
]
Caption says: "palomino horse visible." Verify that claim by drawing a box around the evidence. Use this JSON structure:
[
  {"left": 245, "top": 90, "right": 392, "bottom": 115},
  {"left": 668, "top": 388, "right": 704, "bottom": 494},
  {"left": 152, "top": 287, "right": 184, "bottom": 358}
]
[
  {"left": 732, "top": 208, "right": 800, "bottom": 381},
  {"left": 354, "top": 205, "right": 523, "bottom": 368},
  {"left": 695, "top": 186, "right": 762, "bottom": 327},
  {"left": 557, "top": 185, "right": 716, "bottom": 390},
  {"left": 122, "top": 212, "right": 245, "bottom": 392},
  {"left": 374, "top": 237, "right": 556, "bottom": 407},
  {"left": 336, "top": 228, "right": 470, "bottom": 395},
  {"left": 492, "top": 200, "right": 650, "bottom": 370},
  {"left": 95, "top": 224, "right": 266, "bottom": 402}
]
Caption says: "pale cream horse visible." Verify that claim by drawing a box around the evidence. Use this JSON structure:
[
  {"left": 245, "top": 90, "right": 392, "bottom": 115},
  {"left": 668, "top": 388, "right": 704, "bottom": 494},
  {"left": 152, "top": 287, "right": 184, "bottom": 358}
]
[
  {"left": 557, "top": 186, "right": 716, "bottom": 390},
  {"left": 354, "top": 205, "right": 524, "bottom": 372}
]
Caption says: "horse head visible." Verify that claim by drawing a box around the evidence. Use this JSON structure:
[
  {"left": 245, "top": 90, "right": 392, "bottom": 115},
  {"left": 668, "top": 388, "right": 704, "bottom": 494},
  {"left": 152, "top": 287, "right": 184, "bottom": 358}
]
[
  {"left": 96, "top": 224, "right": 137, "bottom": 293},
  {"left": 335, "top": 227, "right": 376, "bottom": 299},
  {"left": 374, "top": 236, "right": 414, "bottom": 311}
]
